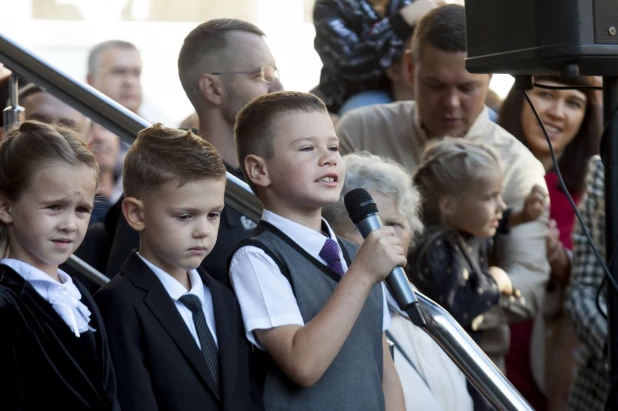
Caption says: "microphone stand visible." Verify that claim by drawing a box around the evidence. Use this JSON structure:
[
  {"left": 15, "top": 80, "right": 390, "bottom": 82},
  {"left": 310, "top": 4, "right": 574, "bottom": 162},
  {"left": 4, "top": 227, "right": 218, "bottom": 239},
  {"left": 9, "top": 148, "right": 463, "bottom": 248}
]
[{"left": 2, "top": 74, "right": 24, "bottom": 133}]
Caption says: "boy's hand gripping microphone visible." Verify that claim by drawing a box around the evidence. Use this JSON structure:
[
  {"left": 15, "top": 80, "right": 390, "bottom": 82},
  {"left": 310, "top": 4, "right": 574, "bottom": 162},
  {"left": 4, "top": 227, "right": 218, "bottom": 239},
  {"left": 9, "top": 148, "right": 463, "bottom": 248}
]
[{"left": 344, "top": 188, "right": 426, "bottom": 327}]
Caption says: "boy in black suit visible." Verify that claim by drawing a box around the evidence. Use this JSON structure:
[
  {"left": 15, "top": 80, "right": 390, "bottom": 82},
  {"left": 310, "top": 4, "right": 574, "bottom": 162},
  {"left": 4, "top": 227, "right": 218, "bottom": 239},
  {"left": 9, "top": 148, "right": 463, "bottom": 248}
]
[
  {"left": 101, "top": 18, "right": 283, "bottom": 284},
  {"left": 94, "top": 124, "right": 257, "bottom": 411}
]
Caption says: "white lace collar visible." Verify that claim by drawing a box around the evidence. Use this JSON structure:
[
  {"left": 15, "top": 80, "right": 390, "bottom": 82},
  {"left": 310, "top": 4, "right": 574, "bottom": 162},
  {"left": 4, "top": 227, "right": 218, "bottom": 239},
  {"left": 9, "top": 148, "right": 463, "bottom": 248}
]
[{"left": 1, "top": 258, "right": 95, "bottom": 337}]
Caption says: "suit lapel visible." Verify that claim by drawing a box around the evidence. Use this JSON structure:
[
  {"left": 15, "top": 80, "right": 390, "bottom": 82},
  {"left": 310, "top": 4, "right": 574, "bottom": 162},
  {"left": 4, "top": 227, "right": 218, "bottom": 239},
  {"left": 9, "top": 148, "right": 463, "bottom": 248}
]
[
  {"left": 201, "top": 269, "right": 238, "bottom": 408},
  {"left": 121, "top": 252, "right": 221, "bottom": 401}
]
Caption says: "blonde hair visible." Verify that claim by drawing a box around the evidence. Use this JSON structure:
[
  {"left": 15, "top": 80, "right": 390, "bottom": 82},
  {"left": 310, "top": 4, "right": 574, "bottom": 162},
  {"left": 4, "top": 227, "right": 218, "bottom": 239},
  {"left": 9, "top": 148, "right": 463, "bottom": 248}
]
[
  {"left": 323, "top": 151, "right": 424, "bottom": 245},
  {"left": 0, "top": 120, "right": 99, "bottom": 257},
  {"left": 413, "top": 138, "right": 503, "bottom": 226},
  {"left": 123, "top": 123, "right": 226, "bottom": 199}
]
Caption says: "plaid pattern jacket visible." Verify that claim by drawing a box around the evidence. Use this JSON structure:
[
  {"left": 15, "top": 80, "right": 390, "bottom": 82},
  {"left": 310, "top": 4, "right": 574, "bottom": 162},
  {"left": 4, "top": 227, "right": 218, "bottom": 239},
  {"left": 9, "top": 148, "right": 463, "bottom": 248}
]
[
  {"left": 313, "top": 0, "right": 415, "bottom": 112},
  {"left": 565, "top": 155, "right": 609, "bottom": 410}
]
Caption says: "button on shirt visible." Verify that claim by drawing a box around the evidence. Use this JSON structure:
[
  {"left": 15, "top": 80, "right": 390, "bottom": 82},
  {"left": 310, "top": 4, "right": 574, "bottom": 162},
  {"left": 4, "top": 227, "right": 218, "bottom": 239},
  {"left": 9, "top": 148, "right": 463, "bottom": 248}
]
[
  {"left": 229, "top": 210, "right": 391, "bottom": 349},
  {"left": 138, "top": 254, "right": 218, "bottom": 348}
]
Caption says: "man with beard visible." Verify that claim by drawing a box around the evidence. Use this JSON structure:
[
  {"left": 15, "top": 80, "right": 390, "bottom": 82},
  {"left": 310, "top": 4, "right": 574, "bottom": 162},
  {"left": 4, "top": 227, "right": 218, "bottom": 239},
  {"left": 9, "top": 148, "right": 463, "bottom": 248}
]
[{"left": 336, "top": 3, "right": 549, "bottom": 384}]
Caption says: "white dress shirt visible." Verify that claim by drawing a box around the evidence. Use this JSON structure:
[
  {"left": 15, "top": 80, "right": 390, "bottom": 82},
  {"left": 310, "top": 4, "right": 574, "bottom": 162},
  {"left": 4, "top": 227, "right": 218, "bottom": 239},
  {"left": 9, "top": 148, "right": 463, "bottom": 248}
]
[
  {"left": 138, "top": 254, "right": 218, "bottom": 348},
  {"left": 229, "top": 210, "right": 390, "bottom": 349},
  {"left": 1, "top": 258, "right": 94, "bottom": 337}
]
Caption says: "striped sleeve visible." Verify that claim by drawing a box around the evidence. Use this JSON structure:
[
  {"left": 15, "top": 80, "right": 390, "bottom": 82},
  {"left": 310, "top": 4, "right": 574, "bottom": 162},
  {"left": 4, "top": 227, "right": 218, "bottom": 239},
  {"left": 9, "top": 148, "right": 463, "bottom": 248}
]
[
  {"left": 313, "top": 0, "right": 414, "bottom": 83},
  {"left": 565, "top": 155, "right": 608, "bottom": 356}
]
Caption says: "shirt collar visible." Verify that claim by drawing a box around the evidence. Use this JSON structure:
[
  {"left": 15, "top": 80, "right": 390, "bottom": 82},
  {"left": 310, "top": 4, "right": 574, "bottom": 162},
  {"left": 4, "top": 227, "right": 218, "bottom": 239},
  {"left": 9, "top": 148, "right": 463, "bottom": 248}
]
[
  {"left": 262, "top": 210, "right": 339, "bottom": 260},
  {"left": 138, "top": 253, "right": 206, "bottom": 305},
  {"left": 0, "top": 258, "right": 80, "bottom": 298},
  {"left": 413, "top": 103, "right": 490, "bottom": 141},
  {"left": 224, "top": 162, "right": 246, "bottom": 181},
  {"left": 0, "top": 258, "right": 93, "bottom": 336}
]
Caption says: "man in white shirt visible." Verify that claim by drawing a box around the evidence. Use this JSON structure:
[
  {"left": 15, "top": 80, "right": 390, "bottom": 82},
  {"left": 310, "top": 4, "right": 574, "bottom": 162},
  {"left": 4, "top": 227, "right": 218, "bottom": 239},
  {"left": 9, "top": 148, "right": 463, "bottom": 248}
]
[{"left": 336, "top": 4, "right": 549, "bottom": 366}]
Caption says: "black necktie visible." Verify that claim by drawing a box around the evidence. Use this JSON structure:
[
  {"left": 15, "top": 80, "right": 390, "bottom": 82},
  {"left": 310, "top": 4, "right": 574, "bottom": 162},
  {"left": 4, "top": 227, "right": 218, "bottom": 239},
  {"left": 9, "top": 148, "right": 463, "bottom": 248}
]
[{"left": 179, "top": 294, "right": 221, "bottom": 392}]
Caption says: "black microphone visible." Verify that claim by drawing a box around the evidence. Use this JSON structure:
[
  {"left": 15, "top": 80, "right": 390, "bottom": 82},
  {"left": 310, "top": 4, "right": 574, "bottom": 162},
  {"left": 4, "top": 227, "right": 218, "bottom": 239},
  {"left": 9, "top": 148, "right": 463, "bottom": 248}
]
[{"left": 344, "top": 188, "right": 426, "bottom": 327}]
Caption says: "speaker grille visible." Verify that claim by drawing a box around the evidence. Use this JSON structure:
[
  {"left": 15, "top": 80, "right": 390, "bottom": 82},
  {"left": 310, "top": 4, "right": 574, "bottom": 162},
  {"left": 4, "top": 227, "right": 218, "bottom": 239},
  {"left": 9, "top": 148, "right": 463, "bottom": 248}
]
[{"left": 594, "top": 0, "right": 618, "bottom": 44}]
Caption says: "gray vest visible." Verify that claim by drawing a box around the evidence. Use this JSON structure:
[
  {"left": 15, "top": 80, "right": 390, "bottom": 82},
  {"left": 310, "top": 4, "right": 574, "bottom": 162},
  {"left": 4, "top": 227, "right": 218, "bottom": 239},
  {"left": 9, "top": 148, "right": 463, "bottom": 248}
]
[{"left": 240, "top": 221, "right": 385, "bottom": 411}]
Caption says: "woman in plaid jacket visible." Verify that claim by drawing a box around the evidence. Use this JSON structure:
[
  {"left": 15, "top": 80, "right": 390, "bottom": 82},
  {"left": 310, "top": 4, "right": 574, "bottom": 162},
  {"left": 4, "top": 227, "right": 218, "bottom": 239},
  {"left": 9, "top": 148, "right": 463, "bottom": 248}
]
[{"left": 565, "top": 156, "right": 609, "bottom": 410}]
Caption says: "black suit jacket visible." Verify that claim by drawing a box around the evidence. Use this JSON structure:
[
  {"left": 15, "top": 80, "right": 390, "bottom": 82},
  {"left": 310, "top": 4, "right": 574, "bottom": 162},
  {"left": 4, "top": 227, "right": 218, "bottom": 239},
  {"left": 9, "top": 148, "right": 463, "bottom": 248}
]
[
  {"left": 103, "top": 165, "right": 254, "bottom": 286},
  {"left": 104, "top": 200, "right": 253, "bottom": 286},
  {"left": 94, "top": 251, "right": 260, "bottom": 411}
]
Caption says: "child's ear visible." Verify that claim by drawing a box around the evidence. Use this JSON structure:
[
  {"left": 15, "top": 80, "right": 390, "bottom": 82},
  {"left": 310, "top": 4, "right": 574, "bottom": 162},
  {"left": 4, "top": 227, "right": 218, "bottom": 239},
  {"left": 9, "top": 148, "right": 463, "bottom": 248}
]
[
  {"left": 0, "top": 195, "right": 12, "bottom": 225},
  {"left": 438, "top": 196, "right": 456, "bottom": 218},
  {"left": 244, "top": 154, "right": 271, "bottom": 189},
  {"left": 198, "top": 73, "right": 224, "bottom": 106},
  {"left": 122, "top": 197, "right": 146, "bottom": 232}
]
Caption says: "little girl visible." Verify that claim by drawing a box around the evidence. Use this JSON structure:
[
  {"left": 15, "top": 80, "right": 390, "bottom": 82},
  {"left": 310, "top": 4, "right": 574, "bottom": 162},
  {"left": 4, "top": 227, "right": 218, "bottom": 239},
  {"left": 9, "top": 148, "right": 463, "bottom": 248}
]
[
  {"left": 410, "top": 138, "right": 544, "bottom": 342},
  {"left": 0, "top": 121, "right": 119, "bottom": 410},
  {"left": 410, "top": 138, "right": 545, "bottom": 411}
]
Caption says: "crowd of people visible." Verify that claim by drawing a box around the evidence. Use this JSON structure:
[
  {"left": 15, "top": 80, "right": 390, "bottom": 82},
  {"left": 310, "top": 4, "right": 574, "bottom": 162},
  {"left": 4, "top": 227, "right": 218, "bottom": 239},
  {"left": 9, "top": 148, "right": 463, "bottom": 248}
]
[{"left": 0, "top": 1, "right": 610, "bottom": 410}]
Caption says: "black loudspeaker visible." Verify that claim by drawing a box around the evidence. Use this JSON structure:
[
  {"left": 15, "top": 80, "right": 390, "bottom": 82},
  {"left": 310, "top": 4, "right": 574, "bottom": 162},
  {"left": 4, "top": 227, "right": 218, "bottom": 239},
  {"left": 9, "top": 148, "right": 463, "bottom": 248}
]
[{"left": 464, "top": 0, "right": 618, "bottom": 76}]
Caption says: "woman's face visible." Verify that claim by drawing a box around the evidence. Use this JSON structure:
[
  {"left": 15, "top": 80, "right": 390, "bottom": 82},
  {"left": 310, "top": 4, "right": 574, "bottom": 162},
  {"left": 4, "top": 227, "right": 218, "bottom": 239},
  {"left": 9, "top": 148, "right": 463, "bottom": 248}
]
[
  {"left": 340, "top": 190, "right": 413, "bottom": 256},
  {"left": 520, "top": 80, "right": 587, "bottom": 159}
]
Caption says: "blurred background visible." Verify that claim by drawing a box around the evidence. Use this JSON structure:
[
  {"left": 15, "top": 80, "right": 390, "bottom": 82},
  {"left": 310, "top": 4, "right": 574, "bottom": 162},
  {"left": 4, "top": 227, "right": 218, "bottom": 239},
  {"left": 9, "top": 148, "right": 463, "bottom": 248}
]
[{"left": 0, "top": 0, "right": 514, "bottom": 126}]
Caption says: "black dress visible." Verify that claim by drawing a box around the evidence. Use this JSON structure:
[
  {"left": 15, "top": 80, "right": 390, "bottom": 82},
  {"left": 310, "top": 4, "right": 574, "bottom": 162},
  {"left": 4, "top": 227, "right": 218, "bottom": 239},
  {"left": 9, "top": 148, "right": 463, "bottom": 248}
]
[
  {"left": 409, "top": 227, "right": 503, "bottom": 411},
  {"left": 0, "top": 264, "right": 119, "bottom": 410},
  {"left": 408, "top": 226, "right": 501, "bottom": 343}
]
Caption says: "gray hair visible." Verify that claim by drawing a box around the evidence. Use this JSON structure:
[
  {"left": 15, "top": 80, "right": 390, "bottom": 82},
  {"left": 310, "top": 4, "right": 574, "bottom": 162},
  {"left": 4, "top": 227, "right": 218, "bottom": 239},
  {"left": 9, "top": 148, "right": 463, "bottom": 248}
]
[
  {"left": 87, "top": 40, "right": 138, "bottom": 73},
  {"left": 323, "top": 151, "right": 423, "bottom": 242}
]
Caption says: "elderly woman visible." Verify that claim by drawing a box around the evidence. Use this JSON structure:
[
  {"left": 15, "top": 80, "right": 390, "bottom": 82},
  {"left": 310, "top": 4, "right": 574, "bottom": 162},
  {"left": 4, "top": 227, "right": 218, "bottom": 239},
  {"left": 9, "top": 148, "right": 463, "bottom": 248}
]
[{"left": 323, "top": 151, "right": 473, "bottom": 411}]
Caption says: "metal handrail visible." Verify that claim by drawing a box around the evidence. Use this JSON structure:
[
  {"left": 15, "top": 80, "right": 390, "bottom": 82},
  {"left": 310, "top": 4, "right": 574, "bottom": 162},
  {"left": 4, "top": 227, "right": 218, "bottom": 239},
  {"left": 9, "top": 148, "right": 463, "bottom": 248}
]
[
  {"left": 0, "top": 33, "right": 263, "bottom": 225},
  {"left": 0, "top": 32, "right": 531, "bottom": 411},
  {"left": 65, "top": 254, "right": 111, "bottom": 285},
  {"left": 417, "top": 293, "right": 532, "bottom": 410}
]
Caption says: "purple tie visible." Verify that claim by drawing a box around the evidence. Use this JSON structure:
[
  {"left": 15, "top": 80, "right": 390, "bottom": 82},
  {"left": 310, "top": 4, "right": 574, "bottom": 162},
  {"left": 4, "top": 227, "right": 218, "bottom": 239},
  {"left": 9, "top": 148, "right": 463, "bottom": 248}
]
[{"left": 320, "top": 238, "right": 345, "bottom": 276}]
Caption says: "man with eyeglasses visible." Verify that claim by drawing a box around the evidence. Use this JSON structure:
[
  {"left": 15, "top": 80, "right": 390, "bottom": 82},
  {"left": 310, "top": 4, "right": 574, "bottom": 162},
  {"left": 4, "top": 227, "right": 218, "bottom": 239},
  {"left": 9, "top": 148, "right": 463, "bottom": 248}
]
[
  {"left": 103, "top": 19, "right": 283, "bottom": 286},
  {"left": 179, "top": 19, "right": 283, "bottom": 177}
]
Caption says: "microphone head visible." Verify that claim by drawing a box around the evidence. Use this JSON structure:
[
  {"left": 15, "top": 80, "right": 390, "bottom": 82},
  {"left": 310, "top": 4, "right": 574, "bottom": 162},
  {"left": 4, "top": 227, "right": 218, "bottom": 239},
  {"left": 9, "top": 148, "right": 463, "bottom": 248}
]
[{"left": 344, "top": 188, "right": 379, "bottom": 225}]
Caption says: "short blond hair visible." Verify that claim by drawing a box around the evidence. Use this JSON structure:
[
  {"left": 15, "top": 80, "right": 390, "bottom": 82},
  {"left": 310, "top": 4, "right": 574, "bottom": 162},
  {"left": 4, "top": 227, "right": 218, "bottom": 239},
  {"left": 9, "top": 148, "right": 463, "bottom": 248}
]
[
  {"left": 413, "top": 138, "right": 502, "bottom": 225},
  {"left": 123, "top": 123, "right": 226, "bottom": 199}
]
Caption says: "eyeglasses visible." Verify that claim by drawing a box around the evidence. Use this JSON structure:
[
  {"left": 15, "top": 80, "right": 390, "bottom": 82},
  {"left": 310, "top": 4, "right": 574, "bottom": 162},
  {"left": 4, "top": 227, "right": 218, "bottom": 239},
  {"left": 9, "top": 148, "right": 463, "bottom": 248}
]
[{"left": 210, "top": 65, "right": 280, "bottom": 83}]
